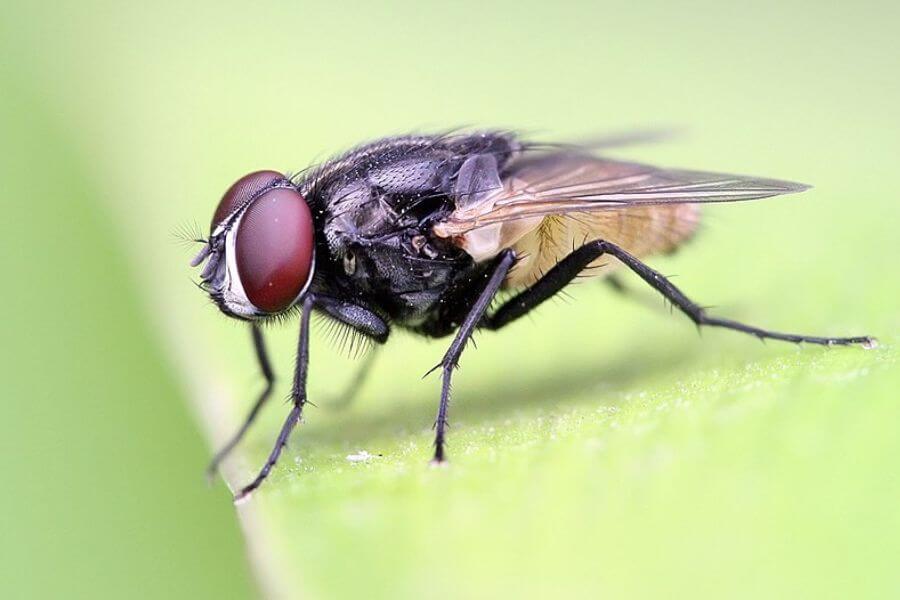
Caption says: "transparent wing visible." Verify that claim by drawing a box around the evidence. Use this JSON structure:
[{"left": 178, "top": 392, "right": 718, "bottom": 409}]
[{"left": 434, "top": 153, "right": 809, "bottom": 236}]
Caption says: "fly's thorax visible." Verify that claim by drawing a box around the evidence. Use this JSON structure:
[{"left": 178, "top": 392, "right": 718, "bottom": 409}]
[
  {"left": 316, "top": 164, "right": 465, "bottom": 306},
  {"left": 320, "top": 223, "right": 476, "bottom": 326},
  {"left": 322, "top": 181, "right": 402, "bottom": 244}
]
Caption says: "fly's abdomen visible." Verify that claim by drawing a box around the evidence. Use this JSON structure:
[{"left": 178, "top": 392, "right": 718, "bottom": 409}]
[{"left": 505, "top": 204, "right": 700, "bottom": 288}]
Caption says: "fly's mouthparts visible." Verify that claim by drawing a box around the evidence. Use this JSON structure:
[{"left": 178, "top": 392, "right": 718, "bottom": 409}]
[
  {"left": 190, "top": 244, "right": 211, "bottom": 268},
  {"left": 190, "top": 243, "right": 221, "bottom": 285},
  {"left": 199, "top": 253, "right": 219, "bottom": 282}
]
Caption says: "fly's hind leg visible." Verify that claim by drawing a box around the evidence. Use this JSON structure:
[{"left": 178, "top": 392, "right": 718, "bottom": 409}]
[{"left": 483, "top": 239, "right": 875, "bottom": 348}]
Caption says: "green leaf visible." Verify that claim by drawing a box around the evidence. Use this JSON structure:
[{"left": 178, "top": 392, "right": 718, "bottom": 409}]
[{"left": 7, "top": 2, "right": 899, "bottom": 598}]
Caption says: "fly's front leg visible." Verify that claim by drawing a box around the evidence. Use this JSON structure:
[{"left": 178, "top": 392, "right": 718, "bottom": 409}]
[
  {"left": 484, "top": 239, "right": 875, "bottom": 348},
  {"left": 233, "top": 295, "right": 389, "bottom": 502},
  {"left": 233, "top": 295, "right": 316, "bottom": 503},
  {"left": 429, "top": 250, "right": 516, "bottom": 463},
  {"left": 206, "top": 323, "right": 274, "bottom": 480}
]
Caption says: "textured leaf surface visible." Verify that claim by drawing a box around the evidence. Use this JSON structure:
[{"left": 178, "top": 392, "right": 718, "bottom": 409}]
[{"left": 6, "top": 2, "right": 899, "bottom": 598}]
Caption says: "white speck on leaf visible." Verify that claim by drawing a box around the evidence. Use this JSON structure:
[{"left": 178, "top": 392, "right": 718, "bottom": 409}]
[{"left": 346, "top": 450, "right": 379, "bottom": 463}]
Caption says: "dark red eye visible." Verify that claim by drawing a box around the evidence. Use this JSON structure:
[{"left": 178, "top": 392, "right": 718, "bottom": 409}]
[
  {"left": 235, "top": 187, "right": 315, "bottom": 313},
  {"left": 211, "top": 170, "right": 284, "bottom": 233}
]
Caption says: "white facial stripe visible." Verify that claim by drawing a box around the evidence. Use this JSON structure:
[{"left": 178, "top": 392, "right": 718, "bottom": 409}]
[
  {"left": 297, "top": 246, "right": 316, "bottom": 298},
  {"left": 222, "top": 210, "right": 258, "bottom": 318}
]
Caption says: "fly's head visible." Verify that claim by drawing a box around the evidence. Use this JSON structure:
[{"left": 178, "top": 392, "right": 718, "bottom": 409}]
[{"left": 191, "top": 170, "right": 316, "bottom": 321}]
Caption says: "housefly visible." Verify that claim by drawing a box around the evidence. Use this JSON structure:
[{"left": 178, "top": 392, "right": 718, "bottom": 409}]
[{"left": 190, "top": 130, "right": 875, "bottom": 502}]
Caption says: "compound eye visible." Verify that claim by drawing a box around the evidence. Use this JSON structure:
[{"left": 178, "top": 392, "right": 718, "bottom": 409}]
[
  {"left": 211, "top": 170, "right": 284, "bottom": 233},
  {"left": 235, "top": 187, "right": 315, "bottom": 313}
]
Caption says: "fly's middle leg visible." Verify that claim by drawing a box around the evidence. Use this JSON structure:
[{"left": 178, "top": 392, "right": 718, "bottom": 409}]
[
  {"left": 483, "top": 239, "right": 875, "bottom": 348},
  {"left": 427, "top": 250, "right": 516, "bottom": 463}
]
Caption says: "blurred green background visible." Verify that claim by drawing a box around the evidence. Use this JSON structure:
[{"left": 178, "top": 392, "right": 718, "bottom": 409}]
[{"left": 1, "top": 1, "right": 898, "bottom": 598}]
